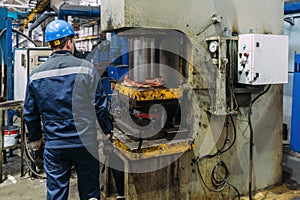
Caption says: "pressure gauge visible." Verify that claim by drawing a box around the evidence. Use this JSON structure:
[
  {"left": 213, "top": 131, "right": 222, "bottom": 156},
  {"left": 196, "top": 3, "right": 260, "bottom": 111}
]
[{"left": 209, "top": 41, "right": 218, "bottom": 53}]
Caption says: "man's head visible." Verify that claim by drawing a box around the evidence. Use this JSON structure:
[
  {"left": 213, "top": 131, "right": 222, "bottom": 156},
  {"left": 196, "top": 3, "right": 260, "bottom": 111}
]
[{"left": 45, "top": 20, "right": 77, "bottom": 54}]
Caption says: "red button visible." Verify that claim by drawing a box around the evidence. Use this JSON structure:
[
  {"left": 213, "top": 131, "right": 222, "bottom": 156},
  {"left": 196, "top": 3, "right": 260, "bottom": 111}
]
[{"left": 244, "top": 52, "right": 249, "bottom": 57}]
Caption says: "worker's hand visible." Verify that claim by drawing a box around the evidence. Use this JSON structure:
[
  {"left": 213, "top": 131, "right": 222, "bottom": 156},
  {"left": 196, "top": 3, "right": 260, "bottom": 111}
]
[
  {"left": 33, "top": 145, "right": 45, "bottom": 170},
  {"left": 30, "top": 138, "right": 45, "bottom": 170},
  {"left": 103, "top": 131, "right": 114, "bottom": 155},
  {"left": 105, "top": 131, "right": 113, "bottom": 142},
  {"left": 30, "top": 138, "right": 43, "bottom": 151}
]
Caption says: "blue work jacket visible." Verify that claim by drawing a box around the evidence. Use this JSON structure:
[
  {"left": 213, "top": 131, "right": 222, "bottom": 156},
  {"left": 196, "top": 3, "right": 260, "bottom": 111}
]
[{"left": 23, "top": 50, "right": 112, "bottom": 149}]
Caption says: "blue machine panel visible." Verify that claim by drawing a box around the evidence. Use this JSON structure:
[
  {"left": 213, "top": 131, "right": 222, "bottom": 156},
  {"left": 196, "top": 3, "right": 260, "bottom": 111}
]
[
  {"left": 108, "top": 65, "right": 128, "bottom": 80},
  {"left": 291, "top": 54, "right": 300, "bottom": 152},
  {"left": 102, "top": 65, "right": 128, "bottom": 98},
  {"left": 102, "top": 77, "right": 112, "bottom": 96}
]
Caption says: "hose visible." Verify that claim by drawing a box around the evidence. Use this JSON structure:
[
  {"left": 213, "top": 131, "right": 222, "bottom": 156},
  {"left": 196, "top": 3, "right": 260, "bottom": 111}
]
[
  {"left": 22, "top": 129, "right": 46, "bottom": 179},
  {"left": 23, "top": 151, "right": 46, "bottom": 179},
  {"left": 247, "top": 84, "right": 271, "bottom": 200},
  {"left": 9, "top": 115, "right": 43, "bottom": 178},
  {"left": 0, "top": 28, "right": 38, "bottom": 68},
  {"left": 23, "top": 138, "right": 46, "bottom": 179},
  {"left": 194, "top": 115, "right": 240, "bottom": 199},
  {"left": 24, "top": 136, "right": 35, "bottom": 163}
]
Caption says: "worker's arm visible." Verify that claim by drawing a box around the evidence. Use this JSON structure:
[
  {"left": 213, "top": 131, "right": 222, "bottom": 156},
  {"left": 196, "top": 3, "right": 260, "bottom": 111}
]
[
  {"left": 95, "top": 79, "right": 113, "bottom": 134},
  {"left": 23, "top": 81, "right": 43, "bottom": 144},
  {"left": 91, "top": 68, "right": 113, "bottom": 135}
]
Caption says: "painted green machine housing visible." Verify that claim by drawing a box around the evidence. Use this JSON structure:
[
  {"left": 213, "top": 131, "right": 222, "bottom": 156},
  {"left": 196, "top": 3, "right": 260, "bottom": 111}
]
[{"left": 101, "top": 0, "right": 284, "bottom": 199}]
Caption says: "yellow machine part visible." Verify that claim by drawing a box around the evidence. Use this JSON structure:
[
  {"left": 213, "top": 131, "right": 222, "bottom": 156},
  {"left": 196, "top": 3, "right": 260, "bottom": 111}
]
[
  {"left": 114, "top": 137, "right": 194, "bottom": 160},
  {"left": 114, "top": 84, "right": 182, "bottom": 101}
]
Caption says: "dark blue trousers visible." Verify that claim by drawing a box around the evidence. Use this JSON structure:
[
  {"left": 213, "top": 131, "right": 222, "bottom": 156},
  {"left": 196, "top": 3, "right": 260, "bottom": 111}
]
[{"left": 44, "top": 147, "right": 100, "bottom": 200}]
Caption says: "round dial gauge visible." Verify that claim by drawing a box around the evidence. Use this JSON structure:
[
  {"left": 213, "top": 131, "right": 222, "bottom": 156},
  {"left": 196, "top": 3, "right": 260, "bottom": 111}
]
[{"left": 209, "top": 41, "right": 218, "bottom": 53}]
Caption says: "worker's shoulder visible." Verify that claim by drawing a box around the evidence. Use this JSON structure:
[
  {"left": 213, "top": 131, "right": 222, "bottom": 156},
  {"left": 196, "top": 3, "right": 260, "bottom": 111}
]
[
  {"left": 31, "top": 55, "right": 93, "bottom": 73},
  {"left": 30, "top": 61, "right": 48, "bottom": 75},
  {"left": 78, "top": 58, "right": 94, "bottom": 69}
]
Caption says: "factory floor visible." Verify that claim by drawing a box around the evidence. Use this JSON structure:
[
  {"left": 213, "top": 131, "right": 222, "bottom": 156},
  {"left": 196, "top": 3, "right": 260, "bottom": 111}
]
[{"left": 0, "top": 145, "right": 300, "bottom": 200}]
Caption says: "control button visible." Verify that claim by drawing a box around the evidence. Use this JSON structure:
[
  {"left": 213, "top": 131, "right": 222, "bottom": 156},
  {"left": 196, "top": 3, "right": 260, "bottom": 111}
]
[
  {"left": 242, "top": 44, "right": 246, "bottom": 50},
  {"left": 244, "top": 52, "right": 249, "bottom": 57}
]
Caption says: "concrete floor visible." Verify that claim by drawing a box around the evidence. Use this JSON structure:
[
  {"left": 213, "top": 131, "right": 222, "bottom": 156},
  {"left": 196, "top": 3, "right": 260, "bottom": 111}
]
[
  {"left": 0, "top": 145, "right": 300, "bottom": 200},
  {"left": 0, "top": 151, "right": 79, "bottom": 200}
]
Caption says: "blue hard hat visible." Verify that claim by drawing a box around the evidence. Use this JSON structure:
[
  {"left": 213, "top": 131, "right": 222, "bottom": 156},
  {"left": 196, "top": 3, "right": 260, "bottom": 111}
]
[{"left": 45, "top": 19, "right": 77, "bottom": 43}]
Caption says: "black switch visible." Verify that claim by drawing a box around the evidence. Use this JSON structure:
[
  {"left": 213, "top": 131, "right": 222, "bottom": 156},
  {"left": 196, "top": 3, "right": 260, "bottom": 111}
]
[{"left": 256, "top": 42, "right": 260, "bottom": 47}]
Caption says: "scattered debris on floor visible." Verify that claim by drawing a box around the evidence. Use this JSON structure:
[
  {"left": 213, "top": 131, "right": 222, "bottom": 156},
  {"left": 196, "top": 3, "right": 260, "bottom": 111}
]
[
  {"left": 240, "top": 184, "right": 300, "bottom": 200},
  {"left": 1, "top": 148, "right": 300, "bottom": 199}
]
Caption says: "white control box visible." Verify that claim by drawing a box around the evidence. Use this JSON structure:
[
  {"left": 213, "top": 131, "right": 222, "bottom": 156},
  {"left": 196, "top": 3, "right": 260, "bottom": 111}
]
[
  {"left": 237, "top": 34, "right": 288, "bottom": 85},
  {"left": 14, "top": 48, "right": 52, "bottom": 101}
]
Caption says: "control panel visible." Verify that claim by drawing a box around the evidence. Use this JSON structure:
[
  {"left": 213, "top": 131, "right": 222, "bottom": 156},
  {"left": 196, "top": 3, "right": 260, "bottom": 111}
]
[
  {"left": 238, "top": 34, "right": 288, "bottom": 85},
  {"left": 14, "top": 47, "right": 52, "bottom": 101}
]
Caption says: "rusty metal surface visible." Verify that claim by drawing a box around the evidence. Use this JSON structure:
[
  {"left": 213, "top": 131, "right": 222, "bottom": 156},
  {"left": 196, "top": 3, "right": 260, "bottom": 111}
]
[
  {"left": 114, "top": 84, "right": 182, "bottom": 101},
  {"left": 112, "top": 128, "right": 193, "bottom": 160},
  {"left": 101, "top": 0, "right": 284, "bottom": 199}
]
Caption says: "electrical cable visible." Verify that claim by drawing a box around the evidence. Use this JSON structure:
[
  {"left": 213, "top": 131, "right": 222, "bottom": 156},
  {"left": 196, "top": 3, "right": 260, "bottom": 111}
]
[
  {"left": 247, "top": 84, "right": 271, "bottom": 200},
  {"left": 194, "top": 115, "right": 240, "bottom": 199},
  {"left": 220, "top": 115, "right": 237, "bottom": 154},
  {"left": 24, "top": 136, "right": 35, "bottom": 163},
  {"left": 195, "top": 115, "right": 237, "bottom": 163},
  {"left": 23, "top": 136, "right": 46, "bottom": 179},
  {"left": 211, "top": 160, "right": 229, "bottom": 188},
  {"left": 0, "top": 28, "right": 38, "bottom": 66},
  {"left": 23, "top": 151, "right": 46, "bottom": 179},
  {"left": 228, "top": 182, "right": 241, "bottom": 200}
]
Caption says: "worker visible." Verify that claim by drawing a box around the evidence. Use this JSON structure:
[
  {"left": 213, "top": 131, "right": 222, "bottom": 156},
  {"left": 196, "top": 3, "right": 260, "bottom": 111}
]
[{"left": 23, "top": 19, "right": 113, "bottom": 200}]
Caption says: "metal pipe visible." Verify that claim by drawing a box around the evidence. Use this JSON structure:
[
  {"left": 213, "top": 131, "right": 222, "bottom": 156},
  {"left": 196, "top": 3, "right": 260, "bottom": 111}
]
[
  {"left": 6, "top": 19, "right": 12, "bottom": 101},
  {"left": 28, "top": 11, "right": 56, "bottom": 37},
  {"left": 121, "top": 37, "right": 128, "bottom": 65},
  {"left": 128, "top": 36, "right": 159, "bottom": 81},
  {"left": 128, "top": 37, "right": 134, "bottom": 78},
  {"left": 19, "top": 0, "right": 49, "bottom": 31},
  {"left": 142, "top": 37, "right": 150, "bottom": 80},
  {"left": 58, "top": 4, "right": 100, "bottom": 19},
  {"left": 149, "top": 38, "right": 159, "bottom": 78},
  {"left": 133, "top": 37, "right": 140, "bottom": 81}
]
